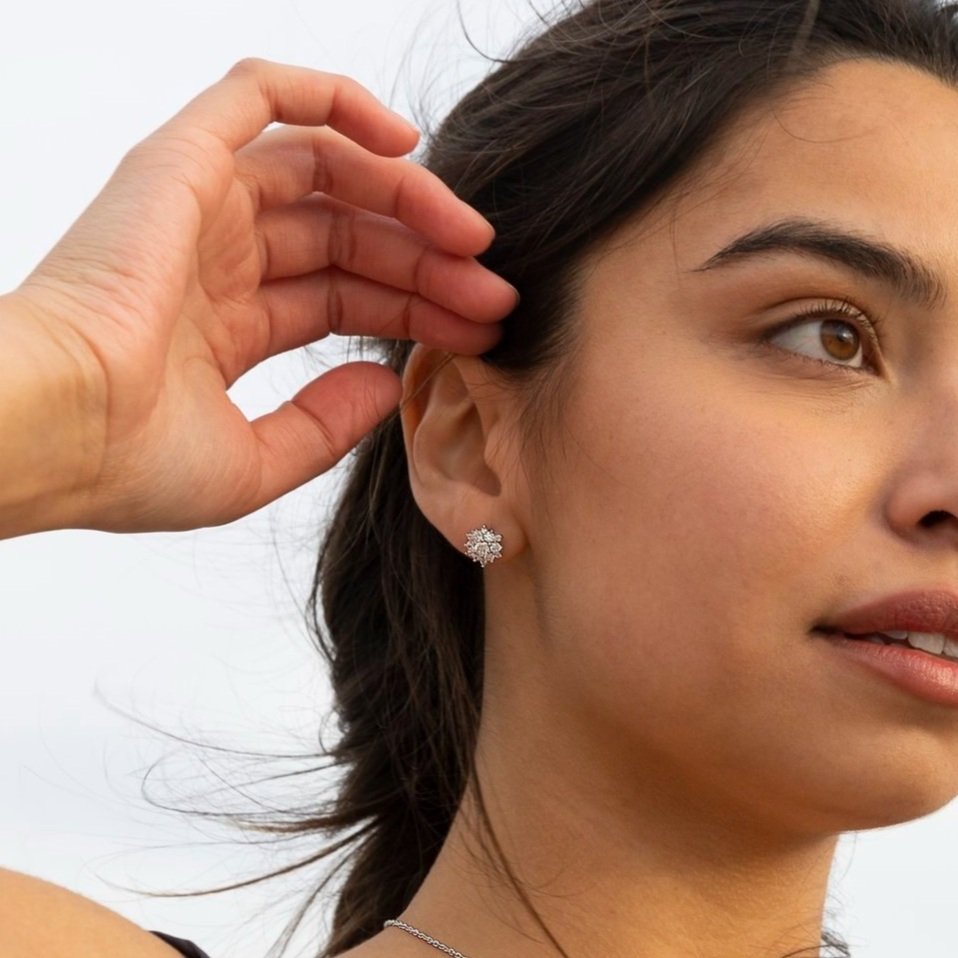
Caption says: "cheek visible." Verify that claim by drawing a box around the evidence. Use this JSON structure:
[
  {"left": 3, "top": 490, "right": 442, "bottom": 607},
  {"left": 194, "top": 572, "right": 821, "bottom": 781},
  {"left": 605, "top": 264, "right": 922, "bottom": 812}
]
[
  {"left": 518, "top": 322, "right": 958, "bottom": 827},
  {"left": 530, "top": 363, "right": 865, "bottom": 722}
]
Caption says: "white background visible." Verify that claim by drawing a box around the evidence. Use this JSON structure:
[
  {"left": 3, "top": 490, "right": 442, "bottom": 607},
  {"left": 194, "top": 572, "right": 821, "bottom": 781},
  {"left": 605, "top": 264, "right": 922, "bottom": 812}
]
[{"left": 1, "top": 2, "right": 956, "bottom": 957}]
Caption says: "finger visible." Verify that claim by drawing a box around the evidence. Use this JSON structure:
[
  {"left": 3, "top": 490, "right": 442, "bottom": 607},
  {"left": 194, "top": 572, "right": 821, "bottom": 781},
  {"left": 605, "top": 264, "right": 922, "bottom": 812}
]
[
  {"left": 255, "top": 195, "right": 517, "bottom": 321},
  {"left": 238, "top": 125, "right": 495, "bottom": 257},
  {"left": 256, "top": 268, "right": 504, "bottom": 362},
  {"left": 250, "top": 362, "right": 402, "bottom": 506},
  {"left": 159, "top": 57, "right": 419, "bottom": 158}
]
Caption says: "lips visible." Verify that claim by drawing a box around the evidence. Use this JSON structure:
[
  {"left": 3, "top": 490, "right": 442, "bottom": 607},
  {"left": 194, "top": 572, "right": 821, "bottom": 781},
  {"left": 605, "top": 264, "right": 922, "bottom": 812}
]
[{"left": 818, "top": 589, "right": 958, "bottom": 644}]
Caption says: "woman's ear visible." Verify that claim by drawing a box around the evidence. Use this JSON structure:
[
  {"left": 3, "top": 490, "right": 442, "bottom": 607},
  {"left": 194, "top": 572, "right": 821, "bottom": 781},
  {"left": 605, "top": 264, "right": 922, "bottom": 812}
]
[{"left": 399, "top": 344, "right": 527, "bottom": 564}]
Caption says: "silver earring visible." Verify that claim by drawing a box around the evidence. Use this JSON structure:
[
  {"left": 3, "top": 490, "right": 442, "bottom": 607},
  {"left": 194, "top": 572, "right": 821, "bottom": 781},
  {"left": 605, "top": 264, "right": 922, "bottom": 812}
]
[{"left": 464, "top": 525, "right": 503, "bottom": 567}]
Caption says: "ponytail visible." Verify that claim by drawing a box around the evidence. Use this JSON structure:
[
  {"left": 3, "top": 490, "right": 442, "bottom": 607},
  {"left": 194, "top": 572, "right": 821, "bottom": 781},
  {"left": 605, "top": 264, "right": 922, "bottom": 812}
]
[
  {"left": 137, "top": 4, "right": 958, "bottom": 957},
  {"left": 310, "top": 342, "right": 484, "bottom": 952}
]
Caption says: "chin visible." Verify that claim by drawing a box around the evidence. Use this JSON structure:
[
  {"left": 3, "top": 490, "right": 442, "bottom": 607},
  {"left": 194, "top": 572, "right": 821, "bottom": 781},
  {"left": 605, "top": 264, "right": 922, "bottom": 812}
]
[{"left": 793, "top": 774, "right": 958, "bottom": 834}]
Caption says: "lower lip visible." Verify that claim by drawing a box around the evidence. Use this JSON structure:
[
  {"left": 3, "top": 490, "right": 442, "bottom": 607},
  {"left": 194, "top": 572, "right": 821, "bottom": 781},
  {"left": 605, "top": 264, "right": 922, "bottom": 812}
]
[{"left": 818, "top": 631, "right": 958, "bottom": 708}]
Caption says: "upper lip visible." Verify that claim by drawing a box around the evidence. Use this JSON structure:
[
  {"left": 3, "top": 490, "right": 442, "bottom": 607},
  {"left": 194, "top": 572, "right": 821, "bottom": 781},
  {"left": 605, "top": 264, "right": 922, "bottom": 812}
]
[{"left": 820, "top": 589, "right": 958, "bottom": 643}]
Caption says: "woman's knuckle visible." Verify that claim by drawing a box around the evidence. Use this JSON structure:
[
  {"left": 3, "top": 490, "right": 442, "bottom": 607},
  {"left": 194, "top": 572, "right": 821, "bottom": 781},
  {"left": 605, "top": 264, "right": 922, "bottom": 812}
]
[
  {"left": 228, "top": 56, "right": 266, "bottom": 78},
  {"left": 399, "top": 293, "right": 416, "bottom": 339},
  {"left": 325, "top": 275, "right": 346, "bottom": 335},
  {"left": 326, "top": 209, "right": 356, "bottom": 270},
  {"left": 413, "top": 248, "right": 436, "bottom": 296},
  {"left": 254, "top": 226, "right": 272, "bottom": 282}
]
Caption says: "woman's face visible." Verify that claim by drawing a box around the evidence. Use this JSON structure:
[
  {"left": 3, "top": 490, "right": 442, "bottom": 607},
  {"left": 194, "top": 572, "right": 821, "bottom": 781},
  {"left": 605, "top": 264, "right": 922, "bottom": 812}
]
[{"left": 493, "top": 57, "right": 958, "bottom": 836}]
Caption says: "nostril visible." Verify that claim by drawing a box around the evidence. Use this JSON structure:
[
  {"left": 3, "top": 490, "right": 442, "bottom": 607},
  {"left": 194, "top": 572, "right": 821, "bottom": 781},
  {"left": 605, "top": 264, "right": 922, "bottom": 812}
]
[{"left": 919, "top": 510, "right": 953, "bottom": 528}]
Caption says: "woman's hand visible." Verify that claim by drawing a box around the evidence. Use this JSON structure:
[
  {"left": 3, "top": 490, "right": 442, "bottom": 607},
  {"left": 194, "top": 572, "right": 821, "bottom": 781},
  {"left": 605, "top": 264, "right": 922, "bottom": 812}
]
[{"left": 3, "top": 57, "right": 515, "bottom": 536}]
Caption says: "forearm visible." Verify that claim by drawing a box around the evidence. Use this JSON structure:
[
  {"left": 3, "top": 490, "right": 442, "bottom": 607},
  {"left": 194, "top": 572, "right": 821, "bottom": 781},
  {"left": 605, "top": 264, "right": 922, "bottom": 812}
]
[{"left": 0, "top": 291, "right": 103, "bottom": 540}]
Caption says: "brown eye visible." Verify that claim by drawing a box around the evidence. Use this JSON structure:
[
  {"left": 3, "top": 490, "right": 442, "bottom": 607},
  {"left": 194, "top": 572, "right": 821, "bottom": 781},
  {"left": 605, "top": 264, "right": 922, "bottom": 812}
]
[
  {"left": 765, "top": 301, "right": 882, "bottom": 374},
  {"left": 819, "top": 319, "right": 861, "bottom": 361}
]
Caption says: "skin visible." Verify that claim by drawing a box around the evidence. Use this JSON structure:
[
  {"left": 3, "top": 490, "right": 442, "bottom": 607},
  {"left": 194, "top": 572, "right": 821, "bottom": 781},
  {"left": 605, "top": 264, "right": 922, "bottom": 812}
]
[
  {"left": 346, "top": 57, "right": 958, "bottom": 958},
  {"left": 5, "top": 53, "right": 956, "bottom": 958},
  {"left": 0, "top": 59, "right": 512, "bottom": 541},
  {"left": 0, "top": 59, "right": 514, "bottom": 956}
]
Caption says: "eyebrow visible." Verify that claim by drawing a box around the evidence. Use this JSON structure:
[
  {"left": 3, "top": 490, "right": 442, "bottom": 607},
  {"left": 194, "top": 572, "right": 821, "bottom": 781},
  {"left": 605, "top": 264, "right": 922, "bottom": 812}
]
[{"left": 690, "top": 216, "right": 947, "bottom": 312}]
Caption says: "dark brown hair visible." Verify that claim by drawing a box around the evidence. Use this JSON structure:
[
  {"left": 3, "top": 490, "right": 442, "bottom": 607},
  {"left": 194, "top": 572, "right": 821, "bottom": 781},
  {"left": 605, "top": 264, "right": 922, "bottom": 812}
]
[{"left": 133, "top": 2, "right": 958, "bottom": 957}]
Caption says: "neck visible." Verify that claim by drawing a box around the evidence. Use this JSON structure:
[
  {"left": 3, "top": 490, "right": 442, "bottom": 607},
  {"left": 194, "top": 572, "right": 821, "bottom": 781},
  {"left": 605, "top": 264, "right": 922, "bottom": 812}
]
[{"left": 400, "top": 713, "right": 840, "bottom": 958}]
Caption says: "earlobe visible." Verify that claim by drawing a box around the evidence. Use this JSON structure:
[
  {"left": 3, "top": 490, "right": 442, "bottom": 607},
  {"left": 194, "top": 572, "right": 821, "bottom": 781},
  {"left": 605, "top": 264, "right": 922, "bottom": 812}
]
[{"left": 399, "top": 344, "right": 525, "bottom": 564}]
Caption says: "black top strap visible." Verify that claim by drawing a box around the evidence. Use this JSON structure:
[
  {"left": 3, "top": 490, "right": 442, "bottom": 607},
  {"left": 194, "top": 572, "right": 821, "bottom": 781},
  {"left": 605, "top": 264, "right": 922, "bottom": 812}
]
[{"left": 150, "top": 930, "right": 214, "bottom": 958}]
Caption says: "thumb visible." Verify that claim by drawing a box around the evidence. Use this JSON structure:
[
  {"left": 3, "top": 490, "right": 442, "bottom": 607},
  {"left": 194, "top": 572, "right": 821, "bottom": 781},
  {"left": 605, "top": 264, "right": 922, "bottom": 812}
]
[{"left": 250, "top": 361, "right": 402, "bottom": 507}]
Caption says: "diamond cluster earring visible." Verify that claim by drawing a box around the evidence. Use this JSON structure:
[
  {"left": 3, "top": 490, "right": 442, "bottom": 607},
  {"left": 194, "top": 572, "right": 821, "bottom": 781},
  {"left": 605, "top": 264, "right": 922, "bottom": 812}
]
[{"left": 464, "top": 525, "right": 503, "bottom": 567}]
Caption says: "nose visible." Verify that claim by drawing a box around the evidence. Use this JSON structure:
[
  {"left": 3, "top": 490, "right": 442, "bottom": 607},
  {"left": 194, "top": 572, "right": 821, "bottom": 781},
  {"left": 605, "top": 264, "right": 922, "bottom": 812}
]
[
  {"left": 919, "top": 510, "right": 958, "bottom": 534},
  {"left": 888, "top": 495, "right": 958, "bottom": 555},
  {"left": 884, "top": 395, "right": 958, "bottom": 553}
]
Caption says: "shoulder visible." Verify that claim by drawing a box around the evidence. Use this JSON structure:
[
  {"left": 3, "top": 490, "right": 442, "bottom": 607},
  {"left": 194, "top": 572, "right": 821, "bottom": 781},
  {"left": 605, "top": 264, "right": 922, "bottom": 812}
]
[{"left": 0, "top": 867, "right": 186, "bottom": 958}]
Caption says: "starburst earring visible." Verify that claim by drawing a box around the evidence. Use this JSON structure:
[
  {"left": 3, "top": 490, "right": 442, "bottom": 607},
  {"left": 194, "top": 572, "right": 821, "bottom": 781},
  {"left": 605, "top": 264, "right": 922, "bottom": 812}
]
[{"left": 464, "top": 525, "right": 503, "bottom": 567}]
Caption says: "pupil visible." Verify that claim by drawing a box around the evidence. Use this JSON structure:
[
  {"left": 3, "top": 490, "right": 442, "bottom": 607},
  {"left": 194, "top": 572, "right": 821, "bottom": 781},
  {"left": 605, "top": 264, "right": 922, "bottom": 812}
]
[{"left": 821, "top": 320, "right": 859, "bottom": 361}]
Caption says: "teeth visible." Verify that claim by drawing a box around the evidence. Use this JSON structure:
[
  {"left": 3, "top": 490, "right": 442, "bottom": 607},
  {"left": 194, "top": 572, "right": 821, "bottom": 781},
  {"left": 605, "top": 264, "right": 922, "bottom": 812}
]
[
  {"left": 879, "top": 631, "right": 958, "bottom": 661},
  {"left": 903, "top": 632, "right": 946, "bottom": 655},
  {"left": 851, "top": 631, "right": 958, "bottom": 662}
]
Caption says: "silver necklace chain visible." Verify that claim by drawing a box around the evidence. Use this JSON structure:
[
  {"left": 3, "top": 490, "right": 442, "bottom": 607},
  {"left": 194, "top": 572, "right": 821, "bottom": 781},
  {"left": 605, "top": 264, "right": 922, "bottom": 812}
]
[{"left": 383, "top": 919, "right": 474, "bottom": 958}]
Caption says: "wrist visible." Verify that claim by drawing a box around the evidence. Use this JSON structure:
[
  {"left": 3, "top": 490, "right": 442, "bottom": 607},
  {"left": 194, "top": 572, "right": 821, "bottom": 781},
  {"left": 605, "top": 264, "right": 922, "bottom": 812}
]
[{"left": 0, "top": 289, "right": 106, "bottom": 539}]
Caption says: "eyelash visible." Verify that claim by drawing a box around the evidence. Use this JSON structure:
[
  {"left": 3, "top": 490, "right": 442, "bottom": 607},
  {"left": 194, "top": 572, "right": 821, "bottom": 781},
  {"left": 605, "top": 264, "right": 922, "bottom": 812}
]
[{"left": 764, "top": 299, "right": 885, "bottom": 375}]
